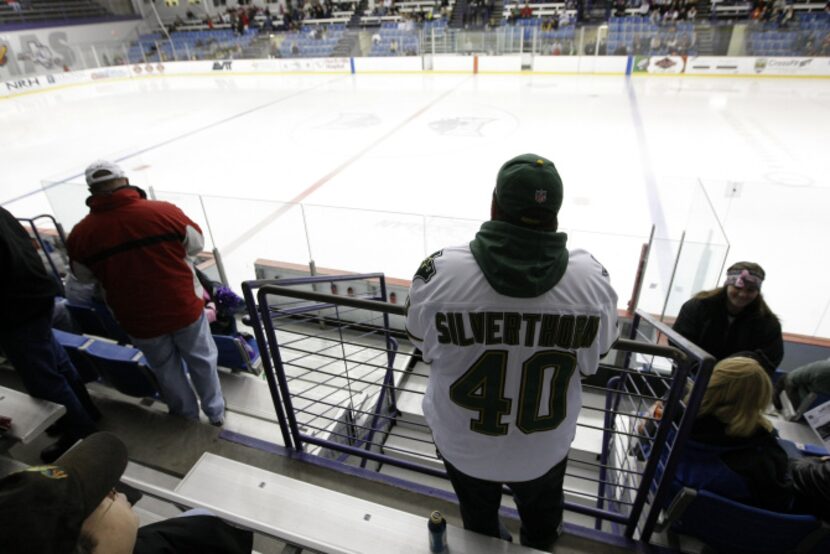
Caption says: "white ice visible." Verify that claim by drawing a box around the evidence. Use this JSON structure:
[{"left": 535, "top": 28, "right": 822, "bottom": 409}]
[{"left": 1, "top": 72, "right": 827, "bottom": 336}]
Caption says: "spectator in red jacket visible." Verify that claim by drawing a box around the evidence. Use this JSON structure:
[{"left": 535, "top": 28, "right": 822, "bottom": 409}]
[{"left": 66, "top": 161, "right": 225, "bottom": 426}]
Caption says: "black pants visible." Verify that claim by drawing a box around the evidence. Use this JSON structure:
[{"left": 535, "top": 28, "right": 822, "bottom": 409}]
[
  {"left": 0, "top": 309, "right": 98, "bottom": 440},
  {"left": 443, "top": 456, "right": 567, "bottom": 551}
]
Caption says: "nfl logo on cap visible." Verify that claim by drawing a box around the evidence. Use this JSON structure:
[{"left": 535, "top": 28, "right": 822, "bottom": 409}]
[{"left": 535, "top": 190, "right": 547, "bottom": 204}]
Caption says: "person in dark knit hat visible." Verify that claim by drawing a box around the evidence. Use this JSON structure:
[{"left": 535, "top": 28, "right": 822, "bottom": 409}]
[
  {"left": 406, "top": 154, "right": 619, "bottom": 550},
  {"left": 0, "top": 432, "right": 252, "bottom": 554},
  {"left": 673, "top": 261, "right": 784, "bottom": 375}
]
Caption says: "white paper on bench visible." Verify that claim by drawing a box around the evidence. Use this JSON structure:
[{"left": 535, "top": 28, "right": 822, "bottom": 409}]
[{"left": 176, "top": 453, "right": 546, "bottom": 554}]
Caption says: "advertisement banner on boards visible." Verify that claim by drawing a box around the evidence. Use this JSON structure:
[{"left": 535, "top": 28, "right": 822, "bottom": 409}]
[
  {"left": 632, "top": 55, "right": 686, "bottom": 74},
  {"left": 684, "top": 56, "right": 750, "bottom": 75},
  {"left": 2, "top": 68, "right": 92, "bottom": 96},
  {"left": 751, "top": 57, "right": 830, "bottom": 76},
  {"left": 2, "top": 74, "right": 51, "bottom": 96},
  {"left": 269, "top": 57, "right": 350, "bottom": 72},
  {"left": 210, "top": 59, "right": 234, "bottom": 72},
  {"left": 0, "top": 21, "right": 140, "bottom": 81},
  {"left": 87, "top": 66, "right": 132, "bottom": 81},
  {"left": 130, "top": 62, "right": 167, "bottom": 76}
]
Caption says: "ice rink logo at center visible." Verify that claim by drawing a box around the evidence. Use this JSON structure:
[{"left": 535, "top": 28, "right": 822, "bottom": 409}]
[
  {"left": 428, "top": 117, "right": 497, "bottom": 137},
  {"left": 293, "top": 102, "right": 518, "bottom": 153}
]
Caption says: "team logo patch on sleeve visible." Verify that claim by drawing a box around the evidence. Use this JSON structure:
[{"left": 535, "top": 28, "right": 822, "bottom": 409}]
[
  {"left": 25, "top": 466, "right": 68, "bottom": 479},
  {"left": 414, "top": 250, "right": 443, "bottom": 283}
]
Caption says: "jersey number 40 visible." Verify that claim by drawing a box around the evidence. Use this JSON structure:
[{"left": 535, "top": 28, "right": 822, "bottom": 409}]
[{"left": 449, "top": 350, "right": 576, "bottom": 436}]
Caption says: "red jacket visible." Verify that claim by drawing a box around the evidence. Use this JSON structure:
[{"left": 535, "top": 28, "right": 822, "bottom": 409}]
[{"left": 67, "top": 188, "right": 205, "bottom": 338}]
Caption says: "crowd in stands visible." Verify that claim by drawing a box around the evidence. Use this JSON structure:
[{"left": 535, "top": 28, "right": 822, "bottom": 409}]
[
  {"left": 749, "top": 9, "right": 830, "bottom": 56},
  {"left": 121, "top": 0, "right": 830, "bottom": 60},
  {"left": 166, "top": 0, "right": 357, "bottom": 35},
  {"left": 168, "top": 4, "right": 277, "bottom": 34},
  {"left": 368, "top": 0, "right": 451, "bottom": 20},
  {"left": 0, "top": 0, "right": 112, "bottom": 24},
  {"left": 619, "top": 0, "right": 699, "bottom": 23}
]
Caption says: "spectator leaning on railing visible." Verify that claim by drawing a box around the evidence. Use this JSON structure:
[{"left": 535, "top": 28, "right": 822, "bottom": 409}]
[{"left": 66, "top": 161, "right": 226, "bottom": 427}]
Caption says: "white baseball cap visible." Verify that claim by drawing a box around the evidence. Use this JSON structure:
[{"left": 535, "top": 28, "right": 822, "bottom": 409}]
[{"left": 85, "top": 160, "right": 127, "bottom": 186}]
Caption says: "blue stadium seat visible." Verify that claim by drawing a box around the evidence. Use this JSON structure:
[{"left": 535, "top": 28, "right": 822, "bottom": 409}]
[
  {"left": 84, "top": 338, "right": 162, "bottom": 400},
  {"left": 658, "top": 487, "right": 830, "bottom": 554},
  {"left": 214, "top": 334, "right": 261, "bottom": 375},
  {"left": 65, "top": 301, "right": 131, "bottom": 345},
  {"left": 52, "top": 328, "right": 99, "bottom": 383}
]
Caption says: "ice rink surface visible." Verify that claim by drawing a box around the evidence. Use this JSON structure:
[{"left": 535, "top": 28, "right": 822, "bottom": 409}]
[{"left": 1, "top": 71, "right": 828, "bottom": 336}]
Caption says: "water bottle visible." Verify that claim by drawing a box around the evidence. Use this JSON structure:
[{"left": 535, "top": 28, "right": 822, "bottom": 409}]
[{"left": 428, "top": 510, "right": 447, "bottom": 553}]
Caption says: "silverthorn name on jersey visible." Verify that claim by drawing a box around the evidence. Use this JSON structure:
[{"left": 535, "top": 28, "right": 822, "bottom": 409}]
[{"left": 434, "top": 311, "right": 601, "bottom": 350}]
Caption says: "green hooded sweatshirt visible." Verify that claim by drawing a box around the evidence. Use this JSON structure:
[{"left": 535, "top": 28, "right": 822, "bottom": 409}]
[{"left": 469, "top": 220, "right": 569, "bottom": 298}]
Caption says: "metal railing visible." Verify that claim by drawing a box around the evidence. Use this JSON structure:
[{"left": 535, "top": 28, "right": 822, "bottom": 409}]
[
  {"left": 245, "top": 276, "right": 717, "bottom": 542},
  {"left": 16, "top": 214, "right": 69, "bottom": 296}
]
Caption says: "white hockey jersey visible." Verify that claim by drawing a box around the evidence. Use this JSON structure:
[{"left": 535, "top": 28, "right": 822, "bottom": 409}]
[{"left": 406, "top": 245, "right": 619, "bottom": 482}]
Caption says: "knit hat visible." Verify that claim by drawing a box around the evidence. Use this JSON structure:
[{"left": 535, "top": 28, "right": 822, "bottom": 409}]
[
  {"left": 494, "top": 154, "right": 563, "bottom": 228},
  {"left": 0, "top": 432, "right": 128, "bottom": 554},
  {"left": 85, "top": 160, "right": 127, "bottom": 187},
  {"left": 725, "top": 262, "right": 765, "bottom": 291}
]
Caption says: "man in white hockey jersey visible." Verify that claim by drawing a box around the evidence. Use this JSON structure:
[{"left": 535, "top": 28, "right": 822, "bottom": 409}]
[{"left": 405, "top": 154, "right": 619, "bottom": 551}]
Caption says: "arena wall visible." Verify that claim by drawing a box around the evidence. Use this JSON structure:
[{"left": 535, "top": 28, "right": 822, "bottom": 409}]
[
  {"left": 0, "top": 20, "right": 142, "bottom": 80},
  {"left": 4, "top": 52, "right": 830, "bottom": 98}
]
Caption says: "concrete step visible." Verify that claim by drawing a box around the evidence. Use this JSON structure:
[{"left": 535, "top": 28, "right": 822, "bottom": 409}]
[
  {"left": 380, "top": 420, "right": 603, "bottom": 508},
  {"left": 382, "top": 422, "right": 441, "bottom": 470},
  {"left": 124, "top": 460, "right": 183, "bottom": 525},
  {"left": 377, "top": 452, "right": 603, "bottom": 512}
]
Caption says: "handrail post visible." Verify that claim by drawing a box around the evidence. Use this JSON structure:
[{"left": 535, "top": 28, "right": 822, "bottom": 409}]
[{"left": 241, "top": 281, "right": 294, "bottom": 449}]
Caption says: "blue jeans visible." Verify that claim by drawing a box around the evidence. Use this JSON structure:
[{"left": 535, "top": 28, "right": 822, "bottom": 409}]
[
  {"left": 130, "top": 313, "right": 225, "bottom": 422},
  {"left": 443, "top": 456, "right": 567, "bottom": 551},
  {"left": 0, "top": 309, "right": 98, "bottom": 440}
]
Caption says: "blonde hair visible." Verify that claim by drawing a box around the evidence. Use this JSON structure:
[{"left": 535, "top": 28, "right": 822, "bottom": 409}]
[{"left": 695, "top": 357, "right": 774, "bottom": 437}]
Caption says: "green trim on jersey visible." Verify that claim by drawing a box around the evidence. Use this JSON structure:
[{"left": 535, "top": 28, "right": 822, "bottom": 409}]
[{"left": 469, "top": 220, "right": 568, "bottom": 298}]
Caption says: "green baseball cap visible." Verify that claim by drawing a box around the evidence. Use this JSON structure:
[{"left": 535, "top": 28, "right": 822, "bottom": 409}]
[{"left": 494, "top": 154, "right": 563, "bottom": 228}]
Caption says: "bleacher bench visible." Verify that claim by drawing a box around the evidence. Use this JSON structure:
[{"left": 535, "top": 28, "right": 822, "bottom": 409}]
[{"left": 171, "top": 452, "right": 547, "bottom": 554}]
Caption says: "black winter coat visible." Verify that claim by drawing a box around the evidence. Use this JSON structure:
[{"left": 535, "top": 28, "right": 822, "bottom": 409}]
[
  {"left": 790, "top": 456, "right": 830, "bottom": 519},
  {"left": 672, "top": 290, "right": 784, "bottom": 374},
  {"left": 682, "top": 414, "right": 793, "bottom": 512},
  {"left": 0, "top": 207, "right": 59, "bottom": 331}
]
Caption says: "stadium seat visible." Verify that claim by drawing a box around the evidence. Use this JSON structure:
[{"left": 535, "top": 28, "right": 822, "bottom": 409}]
[
  {"left": 214, "top": 333, "right": 261, "bottom": 375},
  {"left": 52, "top": 328, "right": 99, "bottom": 383},
  {"left": 83, "top": 338, "right": 162, "bottom": 401},
  {"left": 657, "top": 487, "right": 830, "bottom": 554},
  {"left": 65, "top": 301, "right": 131, "bottom": 345}
]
